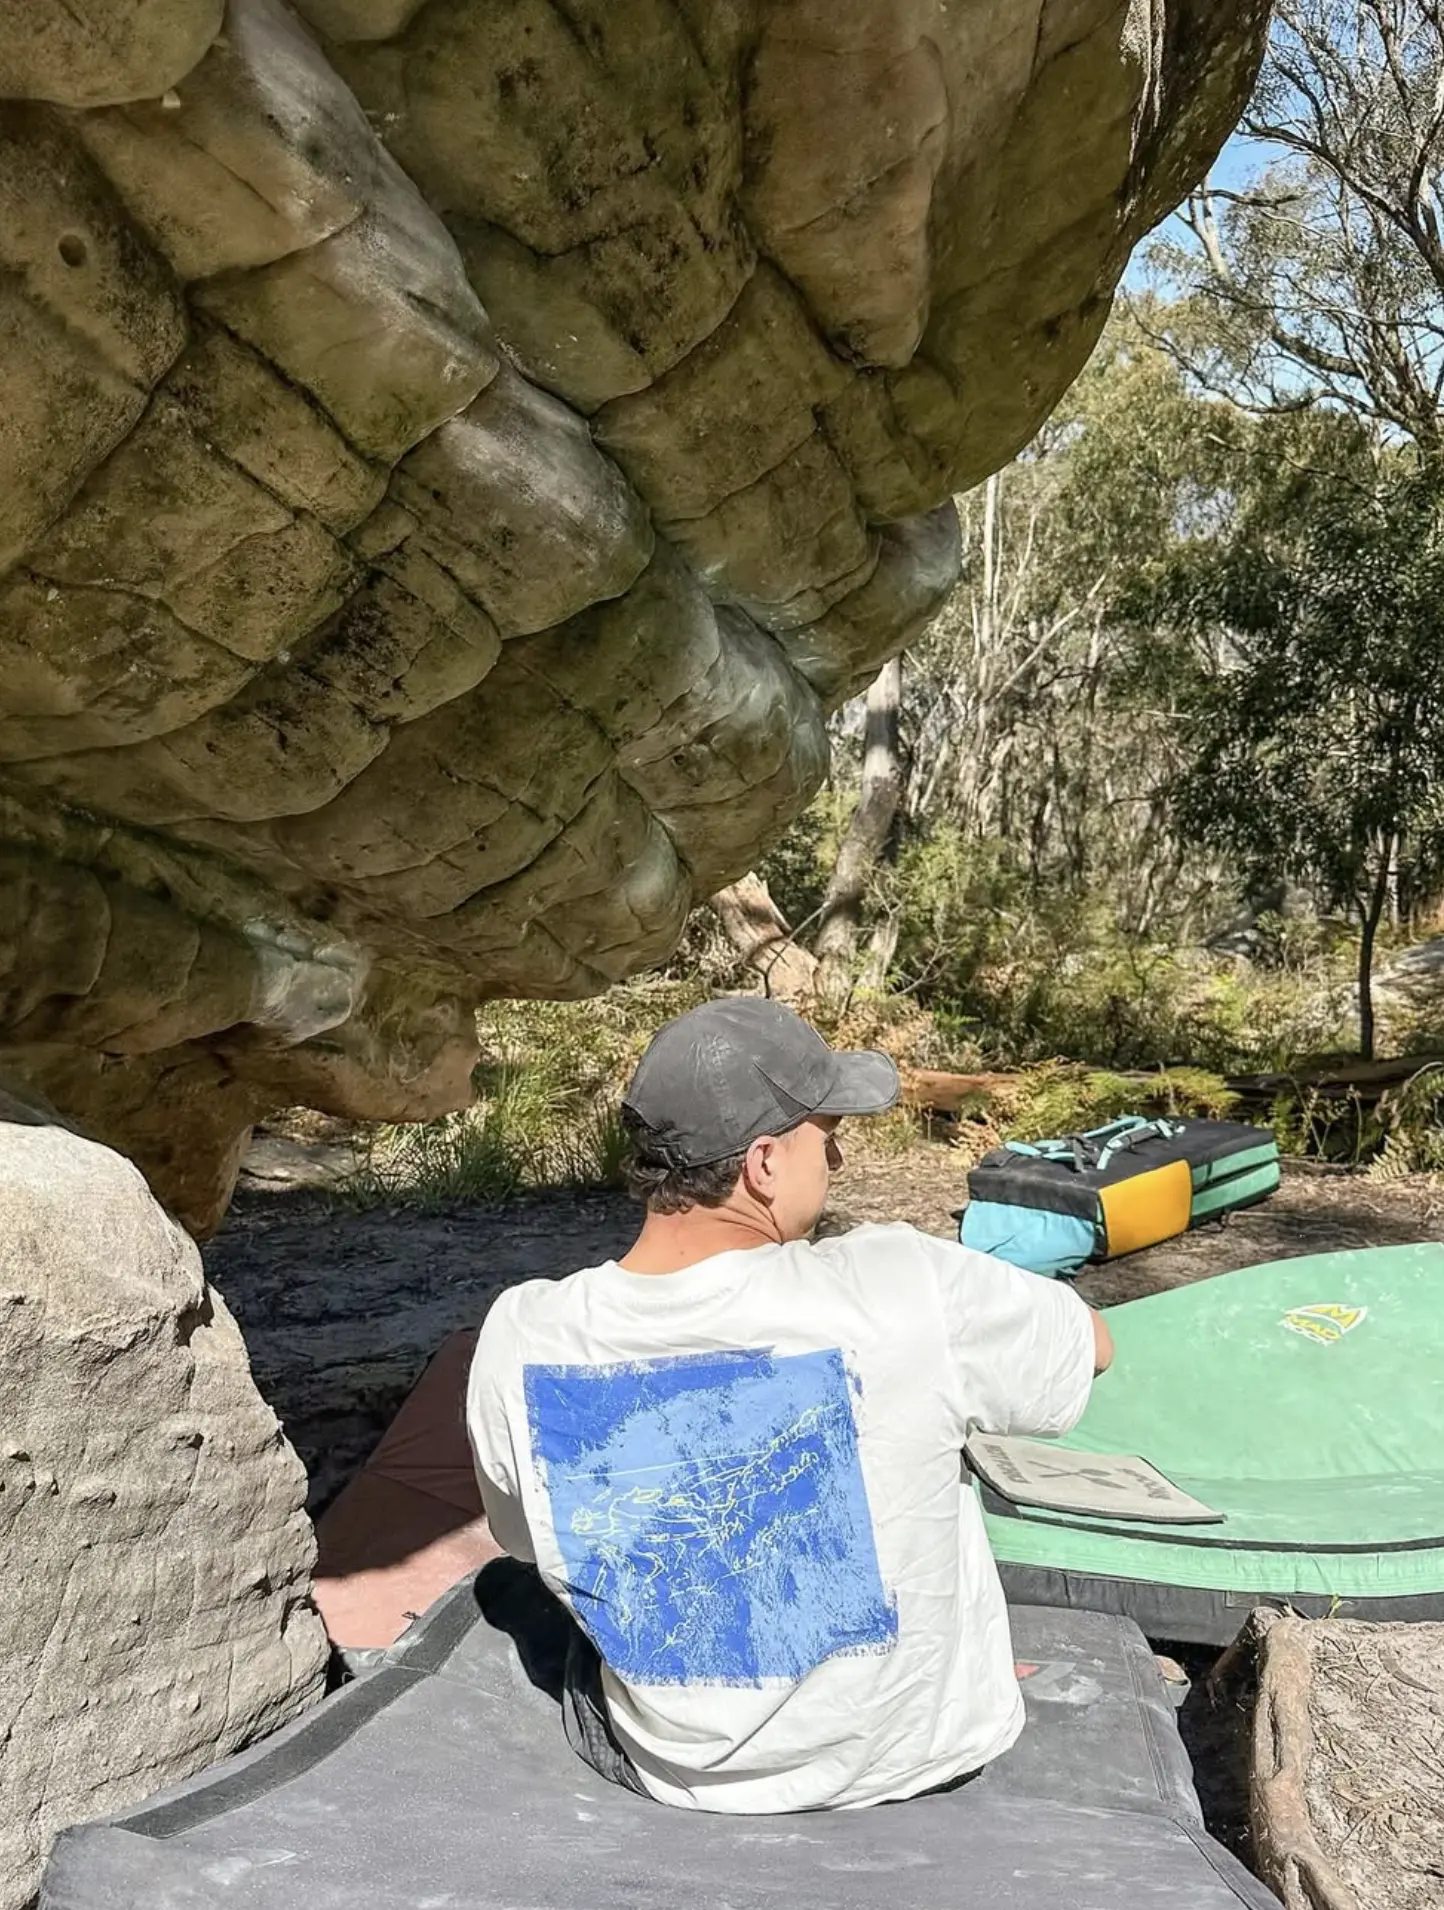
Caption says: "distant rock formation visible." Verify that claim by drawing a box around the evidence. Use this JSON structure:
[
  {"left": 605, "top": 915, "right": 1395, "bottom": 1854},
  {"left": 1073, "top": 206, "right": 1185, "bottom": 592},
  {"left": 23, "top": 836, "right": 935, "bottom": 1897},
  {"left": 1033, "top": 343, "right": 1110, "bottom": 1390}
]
[
  {"left": 0, "top": 0, "right": 1268, "bottom": 1230},
  {"left": 0, "top": 1099, "right": 327, "bottom": 1910}
]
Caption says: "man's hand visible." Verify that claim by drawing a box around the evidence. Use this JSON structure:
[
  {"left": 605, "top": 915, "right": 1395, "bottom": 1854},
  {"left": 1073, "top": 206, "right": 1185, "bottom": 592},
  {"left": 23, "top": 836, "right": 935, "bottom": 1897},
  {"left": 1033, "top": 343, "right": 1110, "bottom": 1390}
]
[{"left": 1090, "top": 1306, "right": 1114, "bottom": 1374}]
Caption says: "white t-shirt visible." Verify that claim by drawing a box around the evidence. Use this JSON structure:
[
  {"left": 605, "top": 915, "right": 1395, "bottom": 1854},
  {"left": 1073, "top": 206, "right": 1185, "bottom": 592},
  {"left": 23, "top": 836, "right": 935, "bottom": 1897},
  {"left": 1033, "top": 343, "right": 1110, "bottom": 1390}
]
[{"left": 466, "top": 1221, "right": 1095, "bottom": 1814}]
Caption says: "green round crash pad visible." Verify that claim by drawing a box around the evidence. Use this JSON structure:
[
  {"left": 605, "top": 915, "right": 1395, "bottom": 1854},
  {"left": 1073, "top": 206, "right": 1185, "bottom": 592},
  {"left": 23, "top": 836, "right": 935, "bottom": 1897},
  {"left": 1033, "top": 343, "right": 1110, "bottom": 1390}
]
[{"left": 983, "top": 1244, "right": 1444, "bottom": 1642}]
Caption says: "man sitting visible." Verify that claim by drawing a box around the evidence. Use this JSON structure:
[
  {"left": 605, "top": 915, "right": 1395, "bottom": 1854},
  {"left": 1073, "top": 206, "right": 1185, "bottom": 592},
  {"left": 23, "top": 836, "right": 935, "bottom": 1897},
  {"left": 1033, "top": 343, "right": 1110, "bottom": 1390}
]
[{"left": 467, "top": 997, "right": 1113, "bottom": 1812}]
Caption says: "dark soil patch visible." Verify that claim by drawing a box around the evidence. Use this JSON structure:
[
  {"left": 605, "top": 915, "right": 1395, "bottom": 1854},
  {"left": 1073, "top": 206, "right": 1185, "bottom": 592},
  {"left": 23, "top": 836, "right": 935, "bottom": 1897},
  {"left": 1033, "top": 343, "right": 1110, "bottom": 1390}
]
[
  {"left": 1174, "top": 1637, "right": 1264, "bottom": 1871},
  {"left": 207, "top": 1180, "right": 636, "bottom": 1512}
]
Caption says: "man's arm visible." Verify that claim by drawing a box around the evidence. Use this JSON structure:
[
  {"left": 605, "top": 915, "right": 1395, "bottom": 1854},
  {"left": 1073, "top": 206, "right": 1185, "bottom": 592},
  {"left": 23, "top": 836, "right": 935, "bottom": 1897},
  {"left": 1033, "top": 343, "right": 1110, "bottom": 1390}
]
[{"left": 924, "top": 1237, "right": 1106, "bottom": 1440}]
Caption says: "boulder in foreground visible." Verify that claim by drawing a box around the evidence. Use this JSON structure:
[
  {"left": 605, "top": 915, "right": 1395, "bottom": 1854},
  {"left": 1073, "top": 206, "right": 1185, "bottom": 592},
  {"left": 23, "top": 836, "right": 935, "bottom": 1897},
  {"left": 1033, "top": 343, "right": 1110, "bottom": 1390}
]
[
  {"left": 0, "top": 1100, "right": 327, "bottom": 1910},
  {"left": 1252, "top": 1610, "right": 1444, "bottom": 1910}
]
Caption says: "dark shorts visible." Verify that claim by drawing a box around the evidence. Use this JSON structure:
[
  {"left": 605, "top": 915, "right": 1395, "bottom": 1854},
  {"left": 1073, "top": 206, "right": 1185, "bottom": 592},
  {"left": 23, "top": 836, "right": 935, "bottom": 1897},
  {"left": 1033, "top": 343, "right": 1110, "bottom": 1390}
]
[
  {"left": 483, "top": 1560, "right": 979, "bottom": 1805},
  {"left": 475, "top": 1558, "right": 644, "bottom": 1790},
  {"left": 563, "top": 1618, "right": 982, "bottom": 1804},
  {"left": 559, "top": 1620, "right": 649, "bottom": 1796}
]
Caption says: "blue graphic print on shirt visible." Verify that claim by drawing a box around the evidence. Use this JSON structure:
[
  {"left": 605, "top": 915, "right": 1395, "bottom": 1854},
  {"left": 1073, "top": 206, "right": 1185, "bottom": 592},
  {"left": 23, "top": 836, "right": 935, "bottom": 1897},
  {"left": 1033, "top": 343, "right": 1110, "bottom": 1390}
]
[{"left": 523, "top": 1345, "right": 898, "bottom": 1685}]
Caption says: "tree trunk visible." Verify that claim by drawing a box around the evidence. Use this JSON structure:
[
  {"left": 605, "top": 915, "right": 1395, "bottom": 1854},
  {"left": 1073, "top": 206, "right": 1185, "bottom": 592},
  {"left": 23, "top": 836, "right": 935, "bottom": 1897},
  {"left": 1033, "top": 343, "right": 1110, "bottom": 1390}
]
[
  {"left": 1357, "top": 855, "right": 1392, "bottom": 1063},
  {"left": 706, "top": 873, "right": 819, "bottom": 1005},
  {"left": 815, "top": 658, "right": 904, "bottom": 1012},
  {"left": 1358, "top": 918, "right": 1379, "bottom": 1064},
  {"left": 857, "top": 914, "right": 900, "bottom": 997}
]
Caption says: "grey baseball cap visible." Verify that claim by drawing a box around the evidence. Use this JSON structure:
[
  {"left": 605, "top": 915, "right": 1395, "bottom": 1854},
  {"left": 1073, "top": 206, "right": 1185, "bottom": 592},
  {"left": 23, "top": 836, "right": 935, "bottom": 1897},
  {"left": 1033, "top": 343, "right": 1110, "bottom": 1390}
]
[{"left": 621, "top": 996, "right": 901, "bottom": 1167}]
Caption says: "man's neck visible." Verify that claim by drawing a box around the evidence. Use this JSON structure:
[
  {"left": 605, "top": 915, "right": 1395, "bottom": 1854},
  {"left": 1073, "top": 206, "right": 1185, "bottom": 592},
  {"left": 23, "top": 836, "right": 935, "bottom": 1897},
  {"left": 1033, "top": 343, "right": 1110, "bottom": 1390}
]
[{"left": 618, "top": 1203, "right": 784, "bottom": 1275}]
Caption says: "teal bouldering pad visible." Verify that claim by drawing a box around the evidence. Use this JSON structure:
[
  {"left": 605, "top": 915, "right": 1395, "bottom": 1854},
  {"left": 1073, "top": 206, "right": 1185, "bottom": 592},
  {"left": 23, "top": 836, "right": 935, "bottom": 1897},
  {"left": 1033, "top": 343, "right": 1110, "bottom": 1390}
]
[{"left": 982, "top": 1244, "right": 1444, "bottom": 1643}]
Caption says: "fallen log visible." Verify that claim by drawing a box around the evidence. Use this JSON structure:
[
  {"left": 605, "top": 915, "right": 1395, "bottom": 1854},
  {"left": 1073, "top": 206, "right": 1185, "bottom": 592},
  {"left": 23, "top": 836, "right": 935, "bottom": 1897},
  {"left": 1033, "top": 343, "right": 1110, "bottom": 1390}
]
[
  {"left": 902, "top": 1056, "right": 1444, "bottom": 1121},
  {"left": 900, "top": 1070, "right": 1025, "bottom": 1115},
  {"left": 1226, "top": 1054, "right": 1444, "bottom": 1102}
]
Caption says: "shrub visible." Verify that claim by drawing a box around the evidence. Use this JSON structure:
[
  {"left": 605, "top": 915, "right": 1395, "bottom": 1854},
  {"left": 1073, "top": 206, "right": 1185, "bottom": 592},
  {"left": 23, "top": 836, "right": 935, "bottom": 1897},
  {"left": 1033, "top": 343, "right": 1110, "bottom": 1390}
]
[{"left": 341, "top": 983, "right": 708, "bottom": 1211}]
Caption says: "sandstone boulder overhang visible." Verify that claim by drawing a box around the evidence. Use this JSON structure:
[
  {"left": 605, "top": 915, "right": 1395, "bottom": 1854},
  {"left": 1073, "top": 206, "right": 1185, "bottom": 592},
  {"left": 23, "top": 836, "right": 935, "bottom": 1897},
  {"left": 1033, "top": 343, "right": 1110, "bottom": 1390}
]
[{"left": 0, "top": 0, "right": 1269, "bottom": 1232}]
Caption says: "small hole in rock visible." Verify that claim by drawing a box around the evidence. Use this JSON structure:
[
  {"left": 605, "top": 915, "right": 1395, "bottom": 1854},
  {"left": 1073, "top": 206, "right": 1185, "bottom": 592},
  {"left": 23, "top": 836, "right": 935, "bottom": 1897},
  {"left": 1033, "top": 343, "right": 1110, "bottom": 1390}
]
[{"left": 58, "top": 235, "right": 87, "bottom": 269}]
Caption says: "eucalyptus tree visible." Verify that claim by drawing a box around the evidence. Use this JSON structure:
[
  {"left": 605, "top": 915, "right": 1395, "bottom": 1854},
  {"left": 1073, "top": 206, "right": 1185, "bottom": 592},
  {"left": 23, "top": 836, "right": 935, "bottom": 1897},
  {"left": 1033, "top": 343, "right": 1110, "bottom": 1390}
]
[
  {"left": 1149, "top": 0, "right": 1444, "bottom": 447},
  {"left": 1161, "top": 453, "right": 1444, "bottom": 1057}
]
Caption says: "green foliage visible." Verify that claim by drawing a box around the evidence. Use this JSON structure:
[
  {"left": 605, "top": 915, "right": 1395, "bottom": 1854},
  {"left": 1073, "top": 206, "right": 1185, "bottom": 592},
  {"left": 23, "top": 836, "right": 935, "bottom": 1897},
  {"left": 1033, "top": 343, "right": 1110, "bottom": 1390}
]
[
  {"left": 1163, "top": 466, "right": 1444, "bottom": 917},
  {"left": 1126, "top": 7, "right": 1444, "bottom": 1056},
  {"left": 1256, "top": 1063, "right": 1444, "bottom": 1175},
  {"left": 848, "top": 1105, "right": 930, "bottom": 1159},
  {"left": 896, "top": 315, "right": 1233, "bottom": 924},
  {"left": 1367, "top": 1064, "right": 1444, "bottom": 1178},
  {"left": 340, "top": 984, "right": 707, "bottom": 1211},
  {"left": 1148, "top": 458, "right": 1444, "bottom": 1056},
  {"left": 999, "top": 1062, "right": 1239, "bottom": 1142},
  {"left": 870, "top": 819, "right": 1356, "bottom": 1074},
  {"left": 343, "top": 1068, "right": 597, "bottom": 1210},
  {"left": 755, "top": 790, "right": 842, "bottom": 937},
  {"left": 1265, "top": 1087, "right": 1372, "bottom": 1164}
]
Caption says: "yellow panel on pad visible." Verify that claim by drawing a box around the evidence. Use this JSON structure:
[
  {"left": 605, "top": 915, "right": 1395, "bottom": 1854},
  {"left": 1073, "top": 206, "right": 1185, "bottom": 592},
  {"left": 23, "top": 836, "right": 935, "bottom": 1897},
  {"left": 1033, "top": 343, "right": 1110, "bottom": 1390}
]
[{"left": 1098, "top": 1157, "right": 1192, "bottom": 1258}]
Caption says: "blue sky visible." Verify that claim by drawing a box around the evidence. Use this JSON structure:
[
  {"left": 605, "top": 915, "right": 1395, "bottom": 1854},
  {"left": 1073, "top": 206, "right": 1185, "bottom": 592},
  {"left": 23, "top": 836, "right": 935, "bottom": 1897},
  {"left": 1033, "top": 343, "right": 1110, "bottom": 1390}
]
[
  {"left": 1124, "top": 130, "right": 1274, "bottom": 286},
  {"left": 1209, "top": 132, "right": 1275, "bottom": 193}
]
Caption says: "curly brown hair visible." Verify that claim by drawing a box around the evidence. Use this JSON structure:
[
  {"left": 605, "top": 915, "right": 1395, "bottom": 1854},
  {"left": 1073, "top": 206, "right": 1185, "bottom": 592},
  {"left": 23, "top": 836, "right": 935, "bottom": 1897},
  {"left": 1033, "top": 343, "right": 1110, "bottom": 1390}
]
[{"left": 620, "top": 1106, "right": 747, "bottom": 1214}]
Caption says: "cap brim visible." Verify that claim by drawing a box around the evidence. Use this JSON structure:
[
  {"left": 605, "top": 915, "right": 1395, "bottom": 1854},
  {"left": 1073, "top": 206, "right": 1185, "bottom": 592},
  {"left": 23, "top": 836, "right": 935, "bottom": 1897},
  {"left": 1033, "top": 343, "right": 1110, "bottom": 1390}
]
[{"left": 813, "top": 1050, "right": 901, "bottom": 1118}]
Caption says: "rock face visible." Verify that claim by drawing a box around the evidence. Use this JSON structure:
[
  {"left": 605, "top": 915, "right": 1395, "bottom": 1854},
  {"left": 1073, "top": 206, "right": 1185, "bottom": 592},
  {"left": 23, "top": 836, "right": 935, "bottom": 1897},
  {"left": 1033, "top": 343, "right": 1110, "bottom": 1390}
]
[
  {"left": 0, "top": 1101, "right": 328, "bottom": 1910},
  {"left": 0, "top": 0, "right": 1268, "bottom": 1230},
  {"left": 1251, "top": 1610, "right": 1444, "bottom": 1910}
]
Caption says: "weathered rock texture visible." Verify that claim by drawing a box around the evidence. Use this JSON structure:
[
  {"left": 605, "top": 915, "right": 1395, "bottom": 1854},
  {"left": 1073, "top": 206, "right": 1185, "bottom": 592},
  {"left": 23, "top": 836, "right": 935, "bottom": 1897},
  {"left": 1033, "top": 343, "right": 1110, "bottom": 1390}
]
[
  {"left": 0, "top": 0, "right": 1268, "bottom": 1230},
  {"left": 0, "top": 1102, "right": 328, "bottom": 1910},
  {"left": 1251, "top": 1611, "right": 1444, "bottom": 1910}
]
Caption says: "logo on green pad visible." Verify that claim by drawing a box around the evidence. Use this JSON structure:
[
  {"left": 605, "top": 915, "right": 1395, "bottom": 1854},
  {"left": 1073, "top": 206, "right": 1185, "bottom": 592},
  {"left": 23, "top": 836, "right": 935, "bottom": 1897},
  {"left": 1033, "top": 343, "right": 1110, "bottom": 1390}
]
[{"left": 1280, "top": 1303, "right": 1367, "bottom": 1344}]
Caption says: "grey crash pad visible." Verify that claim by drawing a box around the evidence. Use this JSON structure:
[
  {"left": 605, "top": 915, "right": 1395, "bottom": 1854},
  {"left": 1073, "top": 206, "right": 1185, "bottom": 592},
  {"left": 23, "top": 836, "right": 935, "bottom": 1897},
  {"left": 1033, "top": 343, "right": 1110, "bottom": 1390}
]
[{"left": 44, "top": 1565, "right": 1278, "bottom": 1910}]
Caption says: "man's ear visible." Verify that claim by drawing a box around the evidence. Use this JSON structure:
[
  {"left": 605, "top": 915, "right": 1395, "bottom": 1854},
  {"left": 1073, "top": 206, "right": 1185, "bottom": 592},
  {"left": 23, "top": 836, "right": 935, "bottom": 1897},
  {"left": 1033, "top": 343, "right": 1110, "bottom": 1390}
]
[{"left": 742, "top": 1133, "right": 777, "bottom": 1200}]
